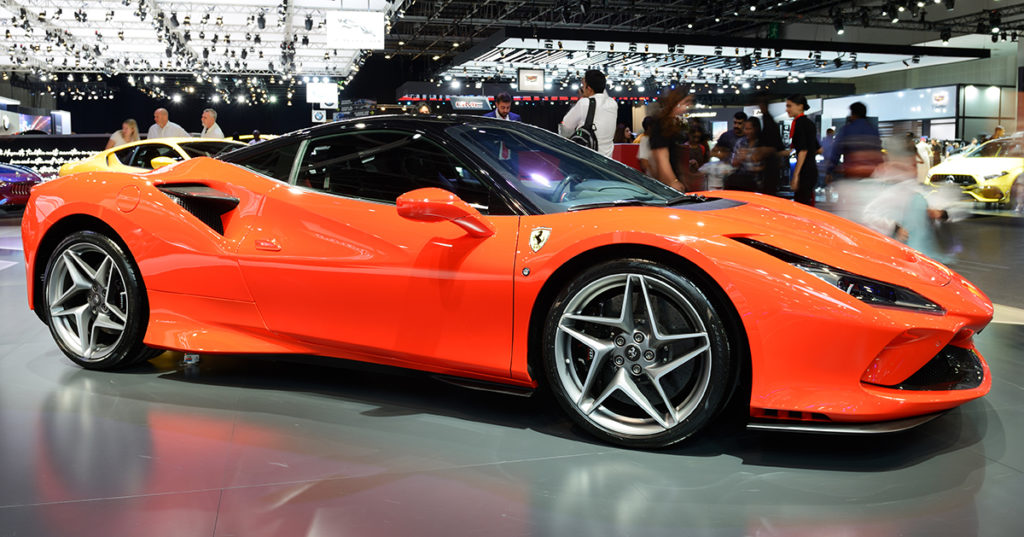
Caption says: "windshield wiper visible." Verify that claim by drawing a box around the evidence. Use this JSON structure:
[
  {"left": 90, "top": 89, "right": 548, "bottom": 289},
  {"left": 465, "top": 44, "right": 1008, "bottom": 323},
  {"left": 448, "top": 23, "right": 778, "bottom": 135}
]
[
  {"left": 664, "top": 194, "right": 707, "bottom": 205},
  {"left": 567, "top": 199, "right": 660, "bottom": 211}
]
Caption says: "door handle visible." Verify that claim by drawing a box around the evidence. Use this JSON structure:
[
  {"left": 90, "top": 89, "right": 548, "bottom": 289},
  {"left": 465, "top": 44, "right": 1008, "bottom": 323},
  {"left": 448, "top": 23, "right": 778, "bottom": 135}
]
[{"left": 254, "top": 238, "right": 280, "bottom": 251}]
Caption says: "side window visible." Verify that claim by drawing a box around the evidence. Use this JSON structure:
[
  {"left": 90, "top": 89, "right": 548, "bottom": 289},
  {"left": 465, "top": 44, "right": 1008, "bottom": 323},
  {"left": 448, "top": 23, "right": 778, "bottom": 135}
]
[
  {"left": 129, "top": 144, "right": 180, "bottom": 169},
  {"left": 230, "top": 142, "right": 301, "bottom": 181},
  {"left": 112, "top": 147, "right": 135, "bottom": 165},
  {"left": 295, "top": 130, "right": 499, "bottom": 212}
]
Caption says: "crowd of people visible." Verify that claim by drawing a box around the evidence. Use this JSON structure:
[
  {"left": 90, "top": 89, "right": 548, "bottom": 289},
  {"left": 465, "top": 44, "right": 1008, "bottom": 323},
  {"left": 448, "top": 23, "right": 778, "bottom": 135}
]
[{"left": 105, "top": 107, "right": 255, "bottom": 149}]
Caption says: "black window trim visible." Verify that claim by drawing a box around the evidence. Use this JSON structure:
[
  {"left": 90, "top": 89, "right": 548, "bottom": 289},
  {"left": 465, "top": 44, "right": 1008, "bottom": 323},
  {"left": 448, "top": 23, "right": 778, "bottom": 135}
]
[{"left": 290, "top": 128, "right": 506, "bottom": 212}]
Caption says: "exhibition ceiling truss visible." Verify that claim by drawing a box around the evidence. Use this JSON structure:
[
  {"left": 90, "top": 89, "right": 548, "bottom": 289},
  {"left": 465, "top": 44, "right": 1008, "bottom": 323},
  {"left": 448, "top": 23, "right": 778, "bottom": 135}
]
[
  {"left": 0, "top": 0, "right": 408, "bottom": 79},
  {"left": 1, "top": 0, "right": 1023, "bottom": 93},
  {"left": 395, "top": 0, "right": 1023, "bottom": 90},
  {"left": 432, "top": 30, "right": 988, "bottom": 94},
  {"left": 388, "top": 1, "right": 1024, "bottom": 59}
]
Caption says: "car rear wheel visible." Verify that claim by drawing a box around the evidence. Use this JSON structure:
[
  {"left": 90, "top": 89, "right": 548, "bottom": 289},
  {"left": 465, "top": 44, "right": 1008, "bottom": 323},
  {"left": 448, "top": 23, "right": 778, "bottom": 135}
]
[
  {"left": 543, "top": 259, "right": 735, "bottom": 448},
  {"left": 43, "top": 231, "right": 155, "bottom": 370}
]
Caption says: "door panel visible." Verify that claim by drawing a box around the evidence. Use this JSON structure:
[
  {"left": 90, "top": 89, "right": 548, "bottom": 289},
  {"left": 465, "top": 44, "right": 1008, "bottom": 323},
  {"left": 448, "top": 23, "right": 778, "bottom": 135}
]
[{"left": 236, "top": 189, "right": 519, "bottom": 378}]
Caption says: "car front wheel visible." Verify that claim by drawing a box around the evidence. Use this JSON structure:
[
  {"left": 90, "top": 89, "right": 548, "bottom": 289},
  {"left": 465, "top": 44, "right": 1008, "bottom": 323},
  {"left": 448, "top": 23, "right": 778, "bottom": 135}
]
[
  {"left": 43, "top": 231, "right": 155, "bottom": 370},
  {"left": 543, "top": 259, "right": 735, "bottom": 448}
]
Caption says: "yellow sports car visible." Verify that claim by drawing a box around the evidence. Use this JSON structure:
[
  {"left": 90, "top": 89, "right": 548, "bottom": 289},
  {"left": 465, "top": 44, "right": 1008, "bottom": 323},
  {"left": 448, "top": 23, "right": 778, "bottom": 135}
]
[
  {"left": 927, "top": 137, "right": 1024, "bottom": 207},
  {"left": 59, "top": 138, "right": 245, "bottom": 177}
]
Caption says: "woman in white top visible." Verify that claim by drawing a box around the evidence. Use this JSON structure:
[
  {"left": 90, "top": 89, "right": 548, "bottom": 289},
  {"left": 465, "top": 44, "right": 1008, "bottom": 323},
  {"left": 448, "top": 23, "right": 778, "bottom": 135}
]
[{"left": 106, "top": 119, "right": 140, "bottom": 149}]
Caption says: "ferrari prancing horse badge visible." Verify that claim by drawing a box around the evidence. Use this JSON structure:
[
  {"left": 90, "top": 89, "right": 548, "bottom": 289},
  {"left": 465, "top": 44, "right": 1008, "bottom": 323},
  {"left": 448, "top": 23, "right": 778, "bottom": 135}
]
[{"left": 529, "top": 227, "right": 551, "bottom": 253}]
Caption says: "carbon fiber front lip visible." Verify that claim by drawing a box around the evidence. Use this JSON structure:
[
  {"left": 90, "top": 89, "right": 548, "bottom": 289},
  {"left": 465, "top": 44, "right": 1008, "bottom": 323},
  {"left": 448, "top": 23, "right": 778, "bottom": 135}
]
[{"left": 746, "top": 412, "right": 945, "bottom": 435}]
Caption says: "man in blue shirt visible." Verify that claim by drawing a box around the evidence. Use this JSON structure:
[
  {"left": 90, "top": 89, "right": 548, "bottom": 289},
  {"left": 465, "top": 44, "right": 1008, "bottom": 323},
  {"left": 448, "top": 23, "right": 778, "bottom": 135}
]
[
  {"left": 827, "top": 102, "right": 883, "bottom": 181},
  {"left": 483, "top": 93, "right": 521, "bottom": 121}
]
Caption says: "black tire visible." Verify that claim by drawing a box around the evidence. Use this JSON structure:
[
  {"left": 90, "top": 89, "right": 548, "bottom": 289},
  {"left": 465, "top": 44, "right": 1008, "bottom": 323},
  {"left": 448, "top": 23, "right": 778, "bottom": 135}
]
[
  {"left": 542, "top": 259, "right": 735, "bottom": 448},
  {"left": 42, "top": 231, "right": 156, "bottom": 370}
]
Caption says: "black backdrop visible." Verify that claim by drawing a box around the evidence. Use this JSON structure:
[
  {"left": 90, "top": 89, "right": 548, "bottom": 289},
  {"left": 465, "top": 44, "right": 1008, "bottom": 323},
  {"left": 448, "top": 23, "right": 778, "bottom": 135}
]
[{"left": 54, "top": 56, "right": 640, "bottom": 137}]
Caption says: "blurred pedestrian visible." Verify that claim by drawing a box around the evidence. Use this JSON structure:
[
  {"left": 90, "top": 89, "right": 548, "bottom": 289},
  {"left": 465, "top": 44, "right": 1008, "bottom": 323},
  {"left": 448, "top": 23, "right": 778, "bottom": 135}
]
[
  {"left": 755, "top": 95, "right": 787, "bottom": 196},
  {"left": 863, "top": 137, "right": 967, "bottom": 264},
  {"left": 105, "top": 119, "right": 140, "bottom": 149},
  {"left": 648, "top": 87, "right": 696, "bottom": 191},
  {"left": 724, "top": 117, "right": 761, "bottom": 192},
  {"left": 826, "top": 102, "right": 882, "bottom": 181}
]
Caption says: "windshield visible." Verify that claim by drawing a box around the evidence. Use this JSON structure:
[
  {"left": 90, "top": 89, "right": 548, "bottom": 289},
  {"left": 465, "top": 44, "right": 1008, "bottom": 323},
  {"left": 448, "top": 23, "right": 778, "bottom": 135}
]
[
  {"left": 965, "top": 139, "right": 1024, "bottom": 158},
  {"left": 179, "top": 141, "right": 244, "bottom": 158},
  {"left": 447, "top": 122, "right": 682, "bottom": 213}
]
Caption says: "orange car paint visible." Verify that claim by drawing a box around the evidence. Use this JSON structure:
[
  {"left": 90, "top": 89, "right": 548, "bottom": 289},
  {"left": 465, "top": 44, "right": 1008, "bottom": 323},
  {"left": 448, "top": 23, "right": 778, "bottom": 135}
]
[{"left": 22, "top": 157, "right": 994, "bottom": 423}]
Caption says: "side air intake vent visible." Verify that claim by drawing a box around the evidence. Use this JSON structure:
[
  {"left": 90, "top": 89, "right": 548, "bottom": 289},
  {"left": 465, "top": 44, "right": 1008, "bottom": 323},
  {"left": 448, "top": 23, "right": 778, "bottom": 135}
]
[
  {"left": 866, "top": 345, "right": 984, "bottom": 391},
  {"left": 156, "top": 184, "right": 239, "bottom": 235}
]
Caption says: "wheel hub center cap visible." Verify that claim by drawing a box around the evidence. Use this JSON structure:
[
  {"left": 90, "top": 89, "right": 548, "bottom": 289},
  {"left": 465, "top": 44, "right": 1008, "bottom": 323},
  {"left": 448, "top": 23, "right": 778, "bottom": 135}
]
[{"left": 625, "top": 345, "right": 641, "bottom": 361}]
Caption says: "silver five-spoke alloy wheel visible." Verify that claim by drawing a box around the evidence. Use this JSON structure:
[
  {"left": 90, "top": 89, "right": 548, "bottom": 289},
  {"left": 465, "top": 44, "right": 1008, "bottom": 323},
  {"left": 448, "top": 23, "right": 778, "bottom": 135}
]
[
  {"left": 43, "top": 231, "right": 153, "bottom": 370},
  {"left": 544, "top": 260, "right": 733, "bottom": 448},
  {"left": 47, "top": 242, "right": 129, "bottom": 362}
]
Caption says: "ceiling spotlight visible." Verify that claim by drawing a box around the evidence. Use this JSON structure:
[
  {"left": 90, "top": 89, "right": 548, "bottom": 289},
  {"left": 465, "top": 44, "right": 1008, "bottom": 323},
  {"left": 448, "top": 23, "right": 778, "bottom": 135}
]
[
  {"left": 940, "top": 27, "right": 951, "bottom": 44},
  {"left": 257, "top": 12, "right": 266, "bottom": 30},
  {"left": 833, "top": 57, "right": 842, "bottom": 68},
  {"left": 170, "top": 12, "right": 179, "bottom": 27},
  {"left": 833, "top": 16, "right": 844, "bottom": 35},
  {"left": 305, "top": 14, "right": 313, "bottom": 31},
  {"left": 301, "top": 35, "right": 309, "bottom": 46},
  {"left": 989, "top": 10, "right": 1001, "bottom": 33},
  {"left": 912, "top": 55, "right": 920, "bottom": 64},
  {"left": 944, "top": 0, "right": 955, "bottom": 9},
  {"left": 586, "top": 40, "right": 595, "bottom": 51}
]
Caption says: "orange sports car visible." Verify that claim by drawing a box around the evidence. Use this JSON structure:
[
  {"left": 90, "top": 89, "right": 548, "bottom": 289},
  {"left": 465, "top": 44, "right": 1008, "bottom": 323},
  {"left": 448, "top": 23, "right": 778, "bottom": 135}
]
[{"left": 21, "top": 116, "right": 993, "bottom": 448}]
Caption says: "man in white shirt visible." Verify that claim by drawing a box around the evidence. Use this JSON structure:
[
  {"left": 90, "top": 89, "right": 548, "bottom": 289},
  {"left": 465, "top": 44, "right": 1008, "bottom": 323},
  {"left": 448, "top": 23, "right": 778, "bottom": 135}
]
[
  {"left": 147, "top": 108, "right": 189, "bottom": 139},
  {"left": 200, "top": 108, "right": 225, "bottom": 138},
  {"left": 558, "top": 70, "right": 617, "bottom": 158}
]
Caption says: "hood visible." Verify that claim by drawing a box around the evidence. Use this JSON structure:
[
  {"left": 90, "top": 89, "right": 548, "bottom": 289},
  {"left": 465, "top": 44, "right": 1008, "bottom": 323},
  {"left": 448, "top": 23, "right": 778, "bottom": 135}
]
[
  {"left": 692, "top": 192, "right": 952, "bottom": 287},
  {"left": 929, "top": 157, "right": 1024, "bottom": 178}
]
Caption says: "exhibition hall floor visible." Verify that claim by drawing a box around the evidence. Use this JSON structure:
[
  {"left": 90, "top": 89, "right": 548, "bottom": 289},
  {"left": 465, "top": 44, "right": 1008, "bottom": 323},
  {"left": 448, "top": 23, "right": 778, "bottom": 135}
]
[{"left": 1, "top": 209, "right": 1022, "bottom": 537}]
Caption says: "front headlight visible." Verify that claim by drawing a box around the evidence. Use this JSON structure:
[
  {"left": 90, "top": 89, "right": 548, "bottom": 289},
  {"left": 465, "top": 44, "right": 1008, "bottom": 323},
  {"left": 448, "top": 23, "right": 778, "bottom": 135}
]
[
  {"left": 735, "top": 238, "right": 945, "bottom": 314},
  {"left": 794, "top": 263, "right": 944, "bottom": 314},
  {"left": 983, "top": 171, "right": 1009, "bottom": 181}
]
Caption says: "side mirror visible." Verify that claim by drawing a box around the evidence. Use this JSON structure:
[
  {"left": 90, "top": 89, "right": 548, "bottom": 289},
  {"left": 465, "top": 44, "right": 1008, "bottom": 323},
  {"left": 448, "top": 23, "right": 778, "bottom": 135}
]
[
  {"left": 150, "top": 156, "right": 178, "bottom": 169},
  {"left": 396, "top": 188, "right": 495, "bottom": 238}
]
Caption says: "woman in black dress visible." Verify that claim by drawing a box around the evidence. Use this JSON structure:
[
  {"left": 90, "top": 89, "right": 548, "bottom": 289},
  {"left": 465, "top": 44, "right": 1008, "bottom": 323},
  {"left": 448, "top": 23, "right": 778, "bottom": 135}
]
[{"left": 786, "top": 94, "right": 819, "bottom": 206}]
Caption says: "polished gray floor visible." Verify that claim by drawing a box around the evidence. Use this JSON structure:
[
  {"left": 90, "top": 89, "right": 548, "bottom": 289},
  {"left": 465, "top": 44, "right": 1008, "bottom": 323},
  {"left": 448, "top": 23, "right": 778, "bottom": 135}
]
[{"left": 1, "top": 210, "right": 1022, "bottom": 537}]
